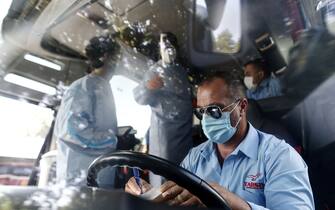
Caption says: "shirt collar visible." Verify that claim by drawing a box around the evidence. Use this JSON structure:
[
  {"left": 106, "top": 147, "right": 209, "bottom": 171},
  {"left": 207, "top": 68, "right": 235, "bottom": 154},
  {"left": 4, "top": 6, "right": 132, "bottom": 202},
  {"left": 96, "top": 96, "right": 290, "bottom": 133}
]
[
  {"left": 89, "top": 74, "right": 110, "bottom": 85},
  {"left": 258, "top": 77, "right": 271, "bottom": 88},
  {"left": 231, "top": 123, "right": 259, "bottom": 160},
  {"left": 199, "top": 140, "right": 215, "bottom": 160},
  {"left": 249, "top": 78, "right": 271, "bottom": 94},
  {"left": 248, "top": 78, "right": 271, "bottom": 94},
  {"left": 200, "top": 123, "right": 259, "bottom": 160}
]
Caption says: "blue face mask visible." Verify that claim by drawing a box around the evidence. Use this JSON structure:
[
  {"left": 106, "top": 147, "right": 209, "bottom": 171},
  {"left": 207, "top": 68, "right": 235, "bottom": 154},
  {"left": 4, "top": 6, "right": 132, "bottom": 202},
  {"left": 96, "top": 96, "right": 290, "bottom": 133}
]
[{"left": 201, "top": 103, "right": 241, "bottom": 144}]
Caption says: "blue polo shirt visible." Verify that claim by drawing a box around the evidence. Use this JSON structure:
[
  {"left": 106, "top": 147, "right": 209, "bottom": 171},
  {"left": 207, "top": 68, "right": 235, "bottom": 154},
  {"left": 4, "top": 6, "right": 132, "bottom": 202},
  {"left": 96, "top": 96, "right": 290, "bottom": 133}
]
[
  {"left": 180, "top": 124, "right": 314, "bottom": 210},
  {"left": 246, "top": 77, "right": 282, "bottom": 100}
]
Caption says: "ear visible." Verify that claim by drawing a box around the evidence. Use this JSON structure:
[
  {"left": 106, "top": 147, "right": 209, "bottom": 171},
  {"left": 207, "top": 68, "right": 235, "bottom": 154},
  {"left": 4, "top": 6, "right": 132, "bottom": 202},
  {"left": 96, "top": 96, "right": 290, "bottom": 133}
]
[
  {"left": 239, "top": 98, "right": 248, "bottom": 115},
  {"left": 258, "top": 71, "right": 265, "bottom": 80}
]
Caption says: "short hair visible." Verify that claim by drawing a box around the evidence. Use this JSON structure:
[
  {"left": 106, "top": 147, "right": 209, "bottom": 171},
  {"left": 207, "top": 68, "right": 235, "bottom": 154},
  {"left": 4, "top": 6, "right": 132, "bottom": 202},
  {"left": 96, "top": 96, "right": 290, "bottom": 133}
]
[
  {"left": 243, "top": 58, "right": 270, "bottom": 77},
  {"left": 198, "top": 71, "right": 246, "bottom": 101},
  {"left": 85, "top": 35, "right": 120, "bottom": 69}
]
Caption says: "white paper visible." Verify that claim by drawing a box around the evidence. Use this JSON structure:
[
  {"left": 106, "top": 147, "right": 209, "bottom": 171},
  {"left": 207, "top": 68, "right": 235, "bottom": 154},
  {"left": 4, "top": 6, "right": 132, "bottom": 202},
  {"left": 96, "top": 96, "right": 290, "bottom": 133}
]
[{"left": 139, "top": 187, "right": 162, "bottom": 200}]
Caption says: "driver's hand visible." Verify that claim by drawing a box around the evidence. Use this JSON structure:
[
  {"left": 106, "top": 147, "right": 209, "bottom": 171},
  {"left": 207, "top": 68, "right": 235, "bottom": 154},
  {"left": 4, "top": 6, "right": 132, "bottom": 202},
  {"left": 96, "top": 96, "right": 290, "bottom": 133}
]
[
  {"left": 209, "top": 182, "right": 251, "bottom": 210},
  {"left": 125, "top": 177, "right": 152, "bottom": 195},
  {"left": 160, "top": 181, "right": 205, "bottom": 207}
]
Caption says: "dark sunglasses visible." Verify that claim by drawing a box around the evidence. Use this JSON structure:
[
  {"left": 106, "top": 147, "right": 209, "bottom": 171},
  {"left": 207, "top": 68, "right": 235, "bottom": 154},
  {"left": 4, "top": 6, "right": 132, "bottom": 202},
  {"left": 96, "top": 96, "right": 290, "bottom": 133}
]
[{"left": 194, "top": 99, "right": 240, "bottom": 120}]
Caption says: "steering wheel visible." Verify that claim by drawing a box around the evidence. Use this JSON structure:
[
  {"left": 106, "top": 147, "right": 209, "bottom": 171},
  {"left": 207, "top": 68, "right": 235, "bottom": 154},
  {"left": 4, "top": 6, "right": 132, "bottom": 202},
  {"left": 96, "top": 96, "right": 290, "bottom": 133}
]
[{"left": 87, "top": 151, "right": 231, "bottom": 209}]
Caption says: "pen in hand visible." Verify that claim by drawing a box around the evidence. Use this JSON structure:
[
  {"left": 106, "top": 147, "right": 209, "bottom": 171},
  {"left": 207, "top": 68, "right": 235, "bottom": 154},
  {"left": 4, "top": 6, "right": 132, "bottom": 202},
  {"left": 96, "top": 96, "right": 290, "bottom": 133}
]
[{"left": 132, "top": 168, "right": 143, "bottom": 194}]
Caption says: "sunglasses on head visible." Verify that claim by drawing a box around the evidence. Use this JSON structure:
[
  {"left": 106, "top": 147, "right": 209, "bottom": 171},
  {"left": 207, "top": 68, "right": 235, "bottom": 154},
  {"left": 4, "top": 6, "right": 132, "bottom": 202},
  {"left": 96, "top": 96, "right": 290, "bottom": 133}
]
[{"left": 194, "top": 99, "right": 240, "bottom": 120}]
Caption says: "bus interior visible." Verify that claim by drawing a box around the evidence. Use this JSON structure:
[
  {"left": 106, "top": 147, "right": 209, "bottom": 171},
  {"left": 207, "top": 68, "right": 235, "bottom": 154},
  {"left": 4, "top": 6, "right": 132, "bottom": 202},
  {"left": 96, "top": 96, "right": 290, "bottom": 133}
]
[{"left": 0, "top": 0, "right": 335, "bottom": 209}]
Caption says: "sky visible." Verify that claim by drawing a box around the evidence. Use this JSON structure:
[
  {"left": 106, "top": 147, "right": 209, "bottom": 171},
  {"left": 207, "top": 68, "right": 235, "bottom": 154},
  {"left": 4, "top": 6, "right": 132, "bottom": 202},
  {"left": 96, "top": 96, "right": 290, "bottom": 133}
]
[
  {"left": 197, "top": 0, "right": 242, "bottom": 42},
  {"left": 0, "top": 0, "right": 12, "bottom": 37},
  {"left": 214, "top": 0, "right": 241, "bottom": 42}
]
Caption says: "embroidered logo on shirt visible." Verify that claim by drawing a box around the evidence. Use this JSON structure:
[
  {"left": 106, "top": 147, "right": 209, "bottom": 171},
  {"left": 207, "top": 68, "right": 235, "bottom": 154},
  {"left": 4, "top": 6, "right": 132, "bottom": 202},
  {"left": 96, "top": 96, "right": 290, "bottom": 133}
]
[
  {"left": 244, "top": 173, "right": 264, "bottom": 189},
  {"left": 247, "top": 173, "right": 261, "bottom": 181}
]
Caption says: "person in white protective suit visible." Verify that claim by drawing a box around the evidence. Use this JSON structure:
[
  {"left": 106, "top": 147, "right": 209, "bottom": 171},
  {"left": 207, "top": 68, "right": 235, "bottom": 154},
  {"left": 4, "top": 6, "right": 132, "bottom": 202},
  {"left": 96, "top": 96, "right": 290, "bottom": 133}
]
[
  {"left": 133, "top": 32, "right": 193, "bottom": 186},
  {"left": 54, "top": 35, "right": 121, "bottom": 187}
]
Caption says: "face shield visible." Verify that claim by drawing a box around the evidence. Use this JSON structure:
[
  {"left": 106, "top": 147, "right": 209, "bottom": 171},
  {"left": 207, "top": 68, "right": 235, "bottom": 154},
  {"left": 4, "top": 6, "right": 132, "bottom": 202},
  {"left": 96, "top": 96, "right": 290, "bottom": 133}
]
[
  {"left": 159, "top": 34, "right": 177, "bottom": 65},
  {"left": 317, "top": 0, "right": 335, "bottom": 35}
]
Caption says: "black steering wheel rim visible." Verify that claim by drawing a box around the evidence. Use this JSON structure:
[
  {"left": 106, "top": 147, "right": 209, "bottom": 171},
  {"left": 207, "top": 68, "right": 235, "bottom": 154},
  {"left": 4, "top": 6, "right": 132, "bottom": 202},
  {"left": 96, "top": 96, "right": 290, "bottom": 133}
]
[{"left": 87, "top": 151, "right": 231, "bottom": 209}]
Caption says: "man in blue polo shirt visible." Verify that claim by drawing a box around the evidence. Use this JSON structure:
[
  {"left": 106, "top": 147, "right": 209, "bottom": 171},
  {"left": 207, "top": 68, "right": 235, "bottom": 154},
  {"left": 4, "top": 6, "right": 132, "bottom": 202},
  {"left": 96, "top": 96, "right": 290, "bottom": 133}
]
[
  {"left": 244, "top": 59, "right": 282, "bottom": 100},
  {"left": 125, "top": 72, "right": 314, "bottom": 210}
]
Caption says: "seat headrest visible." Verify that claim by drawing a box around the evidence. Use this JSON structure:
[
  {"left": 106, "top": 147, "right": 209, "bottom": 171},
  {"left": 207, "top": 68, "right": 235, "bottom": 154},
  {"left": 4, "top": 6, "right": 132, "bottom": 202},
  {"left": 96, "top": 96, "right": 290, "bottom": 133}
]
[{"left": 247, "top": 99, "right": 265, "bottom": 129}]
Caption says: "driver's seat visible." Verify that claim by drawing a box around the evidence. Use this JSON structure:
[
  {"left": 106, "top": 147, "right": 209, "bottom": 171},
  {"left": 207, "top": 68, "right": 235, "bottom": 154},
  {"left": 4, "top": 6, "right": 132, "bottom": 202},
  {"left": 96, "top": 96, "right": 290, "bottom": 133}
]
[{"left": 247, "top": 99, "right": 301, "bottom": 153}]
